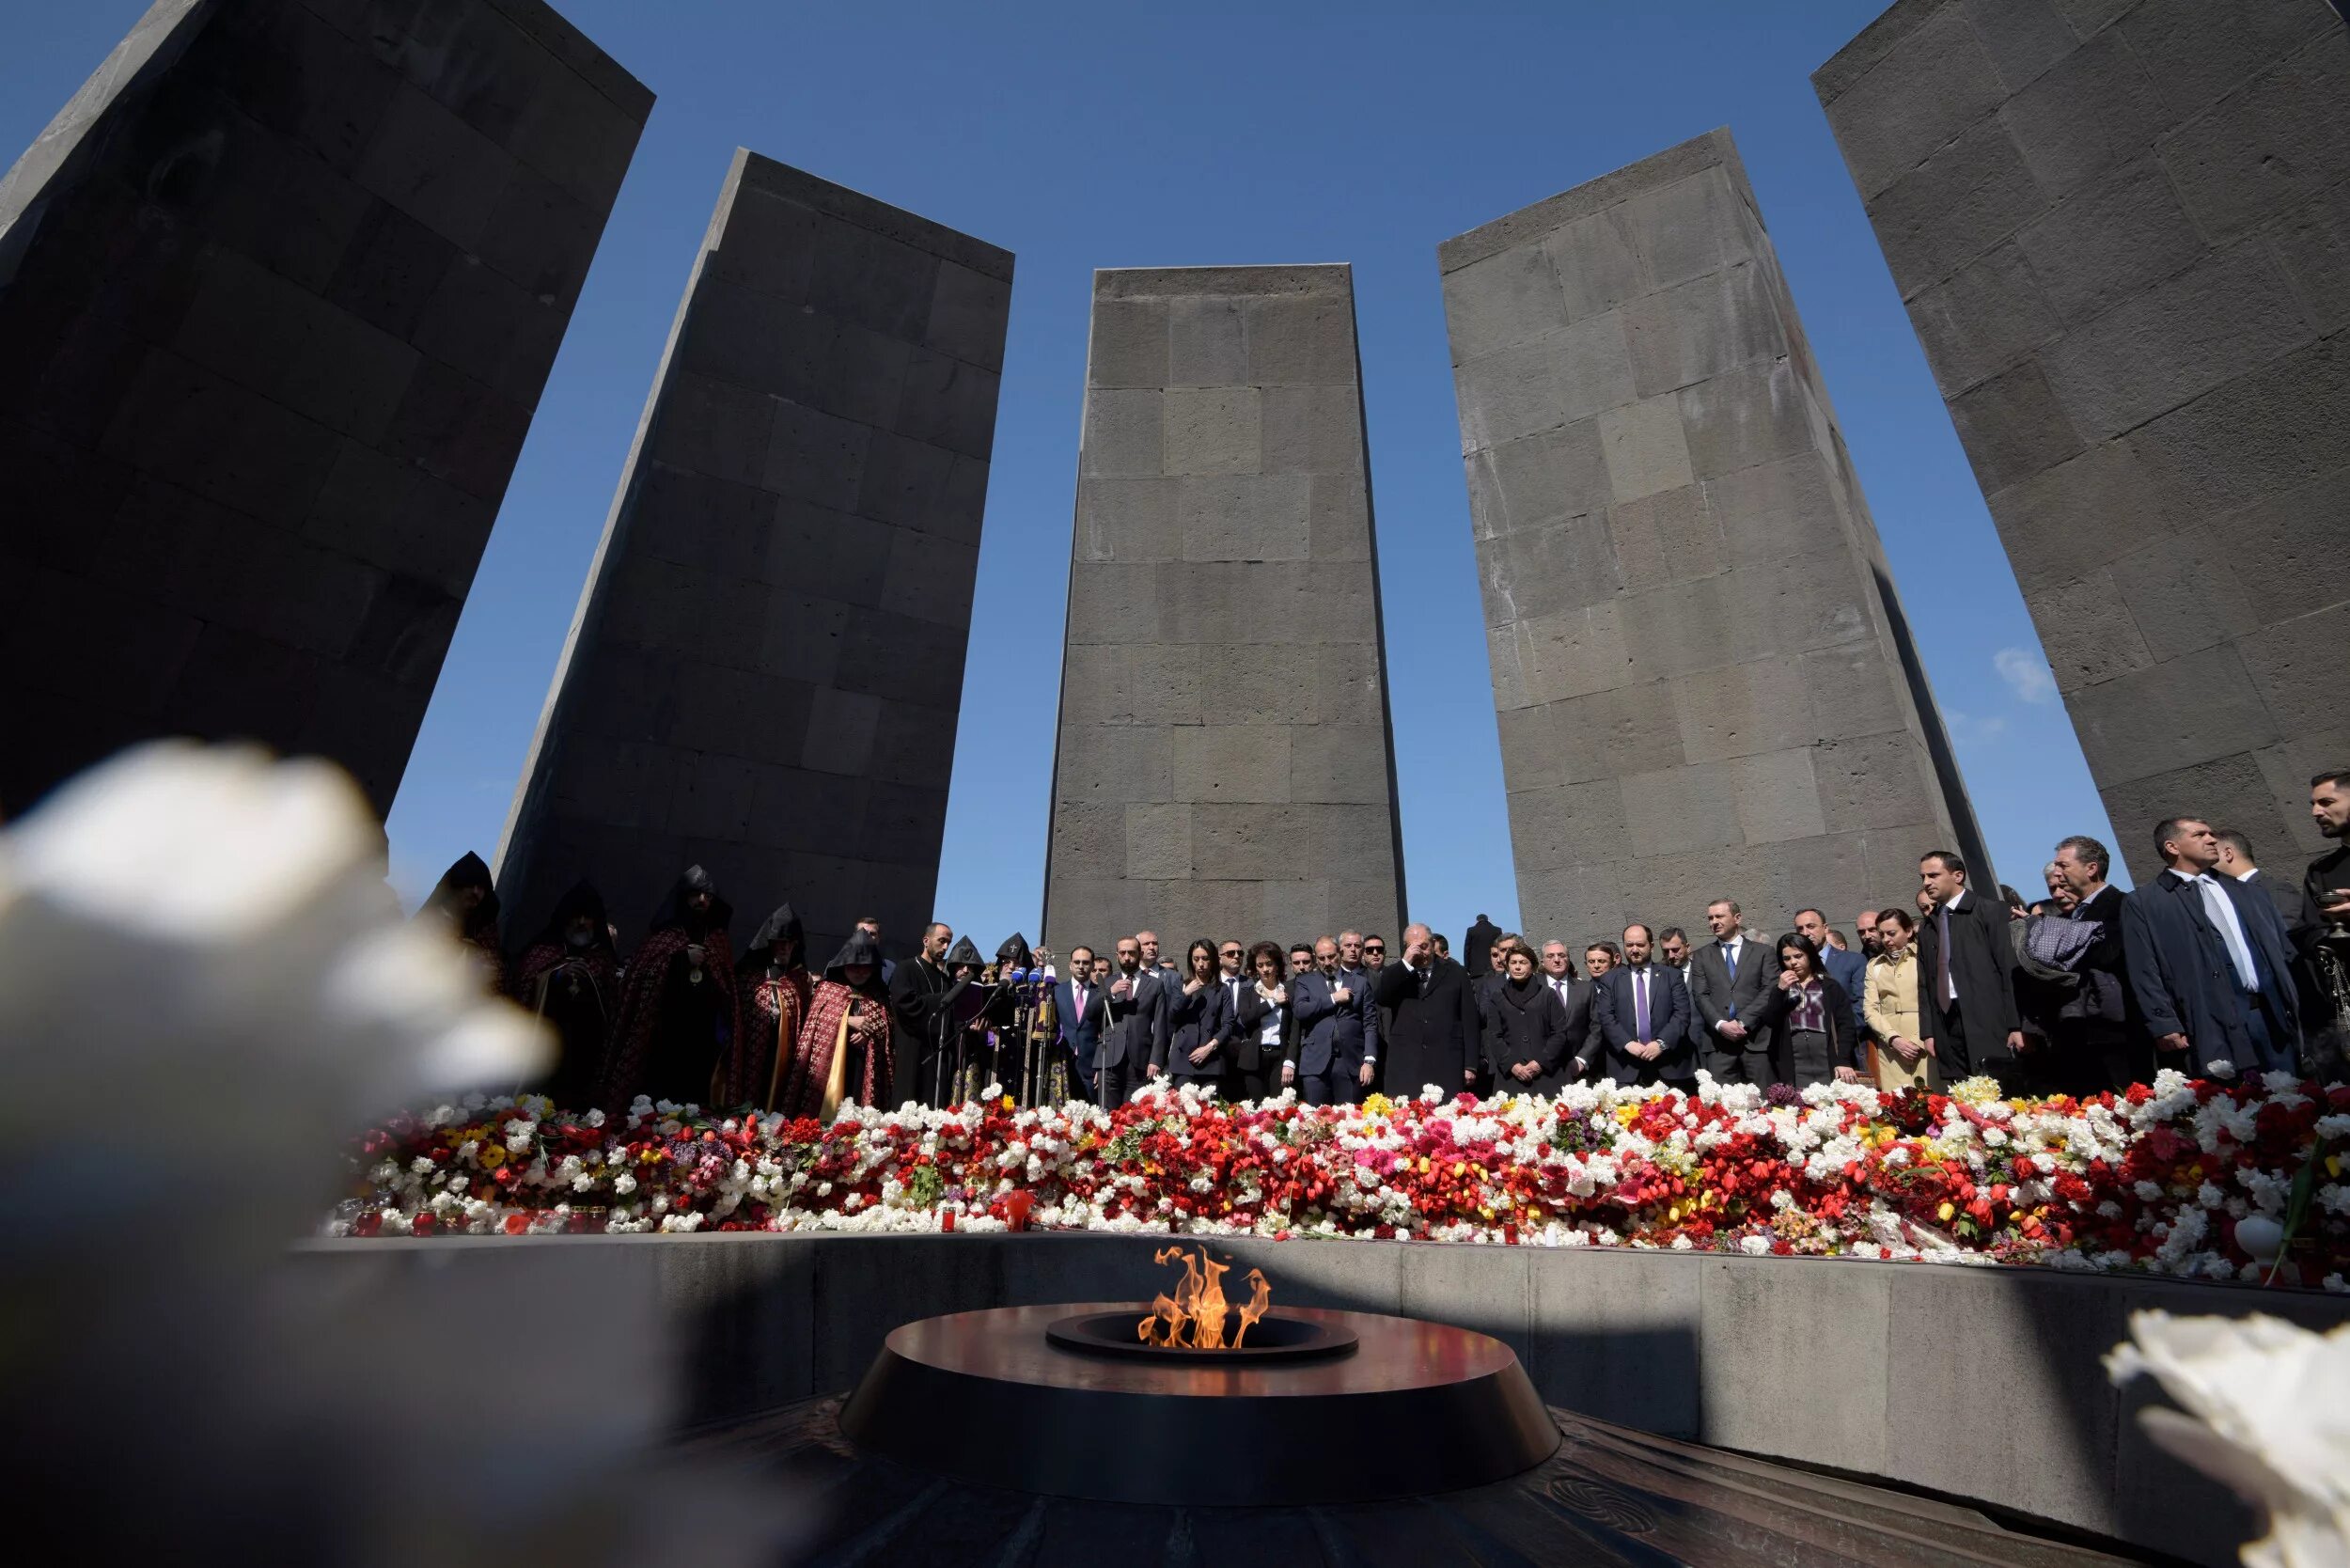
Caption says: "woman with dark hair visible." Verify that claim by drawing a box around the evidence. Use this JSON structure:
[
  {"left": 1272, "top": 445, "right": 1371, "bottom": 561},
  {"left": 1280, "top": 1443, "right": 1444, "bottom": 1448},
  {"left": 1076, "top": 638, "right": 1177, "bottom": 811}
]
[
  {"left": 1485, "top": 937, "right": 1574, "bottom": 1096},
  {"left": 1229, "top": 941, "right": 1292, "bottom": 1102},
  {"left": 1751, "top": 932, "right": 1863, "bottom": 1089},
  {"left": 1158, "top": 938, "right": 1231, "bottom": 1088},
  {"left": 1863, "top": 908, "right": 1934, "bottom": 1091},
  {"left": 779, "top": 930, "right": 896, "bottom": 1121}
]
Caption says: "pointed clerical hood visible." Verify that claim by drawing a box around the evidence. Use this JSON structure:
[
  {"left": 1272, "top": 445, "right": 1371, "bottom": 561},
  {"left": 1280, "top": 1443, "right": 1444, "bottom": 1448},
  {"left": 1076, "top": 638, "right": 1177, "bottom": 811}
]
[
  {"left": 419, "top": 851, "right": 499, "bottom": 937},
  {"left": 741, "top": 902, "right": 806, "bottom": 970},
  {"left": 995, "top": 933, "right": 1032, "bottom": 968},
  {"left": 530, "top": 878, "right": 612, "bottom": 955},
  {"left": 945, "top": 934, "right": 984, "bottom": 970},
  {"left": 822, "top": 930, "right": 885, "bottom": 989},
  {"left": 650, "top": 864, "right": 730, "bottom": 936}
]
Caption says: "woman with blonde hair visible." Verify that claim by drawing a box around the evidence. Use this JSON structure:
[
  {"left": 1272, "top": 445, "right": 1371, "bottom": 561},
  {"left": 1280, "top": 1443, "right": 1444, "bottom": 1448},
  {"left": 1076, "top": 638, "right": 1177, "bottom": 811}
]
[{"left": 1863, "top": 907, "right": 1937, "bottom": 1091}]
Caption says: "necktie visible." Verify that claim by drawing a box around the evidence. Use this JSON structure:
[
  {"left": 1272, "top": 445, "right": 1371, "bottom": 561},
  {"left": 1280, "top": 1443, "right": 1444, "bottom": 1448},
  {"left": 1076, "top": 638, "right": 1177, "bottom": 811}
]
[
  {"left": 1720, "top": 943, "right": 1738, "bottom": 1018},
  {"left": 2191, "top": 876, "right": 2261, "bottom": 990},
  {"left": 1936, "top": 906, "right": 1953, "bottom": 1007},
  {"left": 1634, "top": 968, "right": 1650, "bottom": 1040}
]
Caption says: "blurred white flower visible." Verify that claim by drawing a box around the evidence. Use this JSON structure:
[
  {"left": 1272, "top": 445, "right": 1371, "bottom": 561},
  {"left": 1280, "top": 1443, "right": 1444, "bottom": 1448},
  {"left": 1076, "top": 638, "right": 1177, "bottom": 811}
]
[
  {"left": 0, "top": 744, "right": 791, "bottom": 1567},
  {"left": 2107, "top": 1310, "right": 2350, "bottom": 1568}
]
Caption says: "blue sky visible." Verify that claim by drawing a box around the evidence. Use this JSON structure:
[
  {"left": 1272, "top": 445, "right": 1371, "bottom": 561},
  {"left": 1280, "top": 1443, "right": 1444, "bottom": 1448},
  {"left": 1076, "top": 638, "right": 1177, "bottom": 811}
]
[{"left": 10, "top": 1, "right": 2120, "bottom": 934}]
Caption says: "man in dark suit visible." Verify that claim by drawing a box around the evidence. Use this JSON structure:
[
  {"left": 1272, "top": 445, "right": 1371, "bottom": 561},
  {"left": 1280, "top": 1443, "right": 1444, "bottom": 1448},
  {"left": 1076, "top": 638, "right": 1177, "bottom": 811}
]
[
  {"left": 2123, "top": 818, "right": 2303, "bottom": 1075},
  {"left": 1288, "top": 936, "right": 1375, "bottom": 1105},
  {"left": 1688, "top": 899, "right": 1774, "bottom": 1084},
  {"left": 1372, "top": 923, "right": 1481, "bottom": 1097},
  {"left": 1536, "top": 941, "right": 1596, "bottom": 1078},
  {"left": 1465, "top": 914, "right": 1500, "bottom": 979},
  {"left": 1096, "top": 934, "right": 1167, "bottom": 1108},
  {"left": 2053, "top": 833, "right": 2141, "bottom": 1090},
  {"left": 1794, "top": 908, "right": 1868, "bottom": 1039},
  {"left": 1592, "top": 923, "right": 1689, "bottom": 1085},
  {"left": 1657, "top": 927, "right": 1704, "bottom": 1081},
  {"left": 1053, "top": 945, "right": 1110, "bottom": 1100},
  {"left": 886, "top": 921, "right": 954, "bottom": 1104},
  {"left": 1915, "top": 850, "right": 2026, "bottom": 1084}
]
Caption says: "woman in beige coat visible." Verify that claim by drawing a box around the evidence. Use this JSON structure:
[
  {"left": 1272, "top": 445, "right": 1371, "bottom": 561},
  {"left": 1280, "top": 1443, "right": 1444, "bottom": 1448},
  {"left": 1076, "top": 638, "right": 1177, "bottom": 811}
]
[{"left": 1863, "top": 908, "right": 1939, "bottom": 1091}]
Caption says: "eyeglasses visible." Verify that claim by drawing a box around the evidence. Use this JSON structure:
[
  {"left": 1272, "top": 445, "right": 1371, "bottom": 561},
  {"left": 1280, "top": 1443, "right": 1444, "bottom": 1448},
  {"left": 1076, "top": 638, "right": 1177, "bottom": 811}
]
[{"left": 1218, "top": 948, "right": 1243, "bottom": 958}]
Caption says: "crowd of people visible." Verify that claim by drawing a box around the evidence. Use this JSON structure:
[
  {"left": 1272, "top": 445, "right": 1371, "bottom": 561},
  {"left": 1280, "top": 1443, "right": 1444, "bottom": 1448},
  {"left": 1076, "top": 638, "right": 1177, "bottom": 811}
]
[{"left": 411, "top": 772, "right": 2350, "bottom": 1121}]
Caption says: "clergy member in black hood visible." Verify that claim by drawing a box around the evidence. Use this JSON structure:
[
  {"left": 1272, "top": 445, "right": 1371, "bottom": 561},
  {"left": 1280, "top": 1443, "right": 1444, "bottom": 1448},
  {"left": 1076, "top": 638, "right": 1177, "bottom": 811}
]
[
  {"left": 936, "top": 934, "right": 995, "bottom": 1105},
  {"left": 597, "top": 866, "right": 739, "bottom": 1113},
  {"left": 779, "top": 931, "right": 896, "bottom": 1121},
  {"left": 727, "top": 903, "right": 812, "bottom": 1109},
  {"left": 511, "top": 880, "right": 617, "bottom": 1108},
  {"left": 415, "top": 852, "right": 505, "bottom": 996}
]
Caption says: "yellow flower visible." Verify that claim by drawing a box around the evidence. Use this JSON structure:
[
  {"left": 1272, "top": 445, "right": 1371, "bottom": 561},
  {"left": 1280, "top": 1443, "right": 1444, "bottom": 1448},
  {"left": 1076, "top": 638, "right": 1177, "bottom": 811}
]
[
  {"left": 480, "top": 1144, "right": 507, "bottom": 1169},
  {"left": 1002, "top": 1095, "right": 1015, "bottom": 1111},
  {"left": 2329, "top": 1154, "right": 2342, "bottom": 1179},
  {"left": 1360, "top": 1092, "right": 1392, "bottom": 1116},
  {"left": 1937, "top": 1200, "right": 1955, "bottom": 1221},
  {"left": 1615, "top": 1105, "right": 1638, "bottom": 1126},
  {"left": 1417, "top": 1156, "right": 1430, "bottom": 1174}
]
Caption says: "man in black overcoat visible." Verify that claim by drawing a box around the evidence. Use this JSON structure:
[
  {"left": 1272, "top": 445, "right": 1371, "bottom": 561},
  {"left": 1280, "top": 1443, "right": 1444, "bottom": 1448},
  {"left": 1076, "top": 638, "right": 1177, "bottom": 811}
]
[
  {"left": 1373, "top": 922, "right": 1481, "bottom": 1098},
  {"left": 2125, "top": 818, "right": 2302, "bottom": 1075},
  {"left": 1914, "top": 850, "right": 2025, "bottom": 1084}
]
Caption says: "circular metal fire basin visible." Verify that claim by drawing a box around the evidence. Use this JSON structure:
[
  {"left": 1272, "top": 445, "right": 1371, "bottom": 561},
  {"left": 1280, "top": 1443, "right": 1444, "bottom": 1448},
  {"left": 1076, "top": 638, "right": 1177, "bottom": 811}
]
[
  {"left": 1044, "top": 1307, "right": 1358, "bottom": 1363},
  {"left": 839, "top": 1303, "right": 1559, "bottom": 1507}
]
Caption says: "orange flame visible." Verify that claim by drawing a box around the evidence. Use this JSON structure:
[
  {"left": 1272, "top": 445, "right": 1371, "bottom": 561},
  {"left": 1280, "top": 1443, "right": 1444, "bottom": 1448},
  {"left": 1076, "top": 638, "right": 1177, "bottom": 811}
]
[{"left": 1136, "top": 1245, "right": 1271, "bottom": 1349}]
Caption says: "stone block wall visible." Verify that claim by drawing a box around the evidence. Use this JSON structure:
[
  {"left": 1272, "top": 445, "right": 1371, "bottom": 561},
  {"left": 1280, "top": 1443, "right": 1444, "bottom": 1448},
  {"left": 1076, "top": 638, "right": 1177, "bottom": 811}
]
[
  {"left": 1816, "top": 0, "right": 2350, "bottom": 893},
  {"left": 0, "top": 0, "right": 648, "bottom": 814},
  {"left": 1439, "top": 129, "right": 1986, "bottom": 944},
  {"left": 497, "top": 150, "right": 1011, "bottom": 961},
  {"left": 1042, "top": 266, "right": 1407, "bottom": 955}
]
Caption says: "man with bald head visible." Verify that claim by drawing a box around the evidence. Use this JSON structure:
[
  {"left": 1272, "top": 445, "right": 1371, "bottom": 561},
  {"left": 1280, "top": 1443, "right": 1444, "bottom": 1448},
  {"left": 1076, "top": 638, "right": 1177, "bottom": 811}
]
[{"left": 1371, "top": 922, "right": 1481, "bottom": 1097}]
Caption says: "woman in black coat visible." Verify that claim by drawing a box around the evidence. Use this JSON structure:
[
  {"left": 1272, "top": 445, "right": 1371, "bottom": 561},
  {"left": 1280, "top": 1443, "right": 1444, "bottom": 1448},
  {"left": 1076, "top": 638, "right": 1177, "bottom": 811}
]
[
  {"left": 1485, "top": 943, "right": 1574, "bottom": 1096},
  {"left": 1748, "top": 933, "right": 1863, "bottom": 1089},
  {"left": 1157, "top": 939, "right": 1232, "bottom": 1085},
  {"left": 1228, "top": 941, "right": 1293, "bottom": 1102}
]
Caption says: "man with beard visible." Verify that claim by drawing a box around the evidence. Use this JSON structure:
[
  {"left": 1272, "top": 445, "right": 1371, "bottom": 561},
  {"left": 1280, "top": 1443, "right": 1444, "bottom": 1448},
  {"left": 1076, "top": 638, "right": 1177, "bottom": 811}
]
[
  {"left": 415, "top": 852, "right": 505, "bottom": 996},
  {"left": 780, "top": 931, "right": 897, "bottom": 1121},
  {"left": 937, "top": 935, "right": 995, "bottom": 1104},
  {"left": 2299, "top": 771, "right": 2350, "bottom": 1077},
  {"left": 1097, "top": 934, "right": 1168, "bottom": 1108},
  {"left": 728, "top": 903, "right": 811, "bottom": 1110},
  {"left": 598, "top": 866, "right": 738, "bottom": 1113},
  {"left": 511, "top": 880, "right": 617, "bottom": 1109},
  {"left": 887, "top": 921, "right": 954, "bottom": 1105}
]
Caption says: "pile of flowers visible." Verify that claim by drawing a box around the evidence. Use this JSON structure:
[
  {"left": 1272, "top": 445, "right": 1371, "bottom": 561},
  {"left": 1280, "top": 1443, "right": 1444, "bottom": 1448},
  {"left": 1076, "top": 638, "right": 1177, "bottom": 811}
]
[{"left": 330, "top": 1069, "right": 2350, "bottom": 1288}]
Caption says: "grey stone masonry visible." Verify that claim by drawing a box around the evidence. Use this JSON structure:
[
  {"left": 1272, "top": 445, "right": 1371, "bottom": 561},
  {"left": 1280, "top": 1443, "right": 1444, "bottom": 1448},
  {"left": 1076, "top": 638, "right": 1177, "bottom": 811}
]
[
  {"left": 1042, "top": 266, "right": 1407, "bottom": 954},
  {"left": 0, "top": 0, "right": 649, "bottom": 815},
  {"left": 1817, "top": 0, "right": 2350, "bottom": 900},
  {"left": 496, "top": 150, "right": 1011, "bottom": 963},
  {"left": 1440, "top": 128, "right": 1988, "bottom": 945}
]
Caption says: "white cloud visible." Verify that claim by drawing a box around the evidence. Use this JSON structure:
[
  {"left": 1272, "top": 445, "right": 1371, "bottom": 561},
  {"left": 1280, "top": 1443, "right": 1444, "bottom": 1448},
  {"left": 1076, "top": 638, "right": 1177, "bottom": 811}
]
[
  {"left": 1946, "top": 709, "right": 2009, "bottom": 747},
  {"left": 1994, "top": 647, "right": 2056, "bottom": 705}
]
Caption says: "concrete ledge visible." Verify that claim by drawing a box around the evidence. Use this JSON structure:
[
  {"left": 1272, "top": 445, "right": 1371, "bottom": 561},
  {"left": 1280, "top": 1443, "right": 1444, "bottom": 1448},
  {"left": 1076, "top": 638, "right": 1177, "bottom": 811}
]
[{"left": 291, "top": 1233, "right": 2346, "bottom": 1564}]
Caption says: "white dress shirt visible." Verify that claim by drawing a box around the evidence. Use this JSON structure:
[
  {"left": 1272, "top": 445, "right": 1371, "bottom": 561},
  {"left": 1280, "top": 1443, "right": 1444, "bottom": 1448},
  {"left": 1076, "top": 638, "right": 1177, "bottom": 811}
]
[{"left": 2186, "top": 872, "right": 2262, "bottom": 991}]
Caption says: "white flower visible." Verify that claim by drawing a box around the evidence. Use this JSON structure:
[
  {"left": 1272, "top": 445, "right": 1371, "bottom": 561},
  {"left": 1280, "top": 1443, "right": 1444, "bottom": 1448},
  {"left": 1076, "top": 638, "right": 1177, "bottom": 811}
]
[{"left": 2107, "top": 1311, "right": 2350, "bottom": 1568}]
